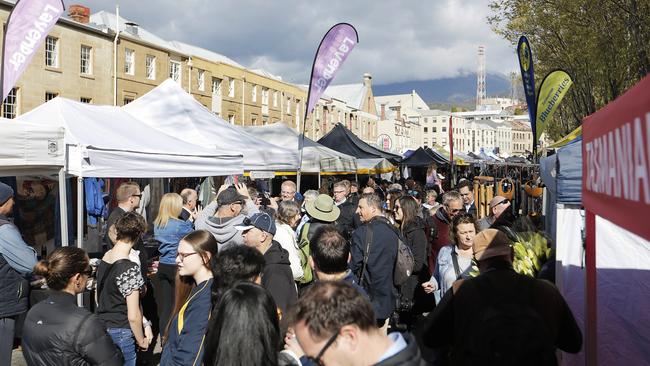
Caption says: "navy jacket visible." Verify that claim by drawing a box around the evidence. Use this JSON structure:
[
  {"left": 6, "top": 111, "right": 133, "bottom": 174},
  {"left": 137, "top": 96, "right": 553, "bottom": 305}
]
[
  {"left": 350, "top": 217, "right": 398, "bottom": 320},
  {"left": 160, "top": 278, "right": 214, "bottom": 366}
]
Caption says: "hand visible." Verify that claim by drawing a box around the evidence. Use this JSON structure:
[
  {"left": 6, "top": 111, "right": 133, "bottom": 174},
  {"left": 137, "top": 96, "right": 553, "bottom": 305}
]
[
  {"left": 234, "top": 183, "right": 250, "bottom": 199},
  {"left": 137, "top": 337, "right": 150, "bottom": 350},
  {"left": 422, "top": 281, "right": 437, "bottom": 294},
  {"left": 268, "top": 197, "right": 279, "bottom": 210},
  {"left": 284, "top": 331, "right": 305, "bottom": 358},
  {"left": 191, "top": 207, "right": 199, "bottom": 220}
]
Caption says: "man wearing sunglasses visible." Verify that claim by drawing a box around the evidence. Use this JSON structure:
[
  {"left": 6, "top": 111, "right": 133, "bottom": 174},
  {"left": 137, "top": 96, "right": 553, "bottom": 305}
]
[
  {"left": 104, "top": 181, "right": 142, "bottom": 249},
  {"left": 195, "top": 183, "right": 259, "bottom": 250},
  {"left": 429, "top": 191, "right": 464, "bottom": 271},
  {"left": 290, "top": 281, "right": 426, "bottom": 366},
  {"left": 476, "top": 195, "right": 511, "bottom": 232}
]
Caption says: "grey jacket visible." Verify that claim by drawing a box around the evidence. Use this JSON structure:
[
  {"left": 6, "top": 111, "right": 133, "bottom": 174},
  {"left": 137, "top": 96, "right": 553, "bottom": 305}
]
[{"left": 194, "top": 200, "right": 259, "bottom": 250}]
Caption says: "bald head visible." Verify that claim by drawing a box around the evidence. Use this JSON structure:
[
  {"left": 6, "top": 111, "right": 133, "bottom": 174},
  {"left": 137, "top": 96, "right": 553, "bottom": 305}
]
[{"left": 180, "top": 188, "right": 198, "bottom": 210}]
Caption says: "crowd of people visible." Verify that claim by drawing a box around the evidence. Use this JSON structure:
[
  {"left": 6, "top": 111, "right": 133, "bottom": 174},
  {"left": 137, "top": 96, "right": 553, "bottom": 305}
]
[{"left": 0, "top": 174, "right": 582, "bottom": 365}]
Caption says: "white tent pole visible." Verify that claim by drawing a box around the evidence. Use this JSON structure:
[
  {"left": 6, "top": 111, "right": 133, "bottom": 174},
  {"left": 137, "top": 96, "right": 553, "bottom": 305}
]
[
  {"left": 58, "top": 168, "right": 68, "bottom": 246},
  {"left": 318, "top": 171, "right": 321, "bottom": 189},
  {"left": 77, "top": 177, "right": 83, "bottom": 249},
  {"left": 296, "top": 171, "right": 301, "bottom": 193}
]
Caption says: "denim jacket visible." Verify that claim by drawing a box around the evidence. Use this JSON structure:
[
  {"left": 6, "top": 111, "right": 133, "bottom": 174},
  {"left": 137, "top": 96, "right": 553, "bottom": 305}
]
[
  {"left": 431, "top": 244, "right": 472, "bottom": 302},
  {"left": 155, "top": 218, "right": 193, "bottom": 265}
]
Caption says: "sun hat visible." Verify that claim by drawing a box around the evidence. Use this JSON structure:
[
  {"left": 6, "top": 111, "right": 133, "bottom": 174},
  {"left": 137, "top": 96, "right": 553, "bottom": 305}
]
[{"left": 305, "top": 194, "right": 340, "bottom": 223}]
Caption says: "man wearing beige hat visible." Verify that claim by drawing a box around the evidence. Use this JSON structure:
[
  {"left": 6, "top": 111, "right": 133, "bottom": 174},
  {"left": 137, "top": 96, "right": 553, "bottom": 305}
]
[
  {"left": 476, "top": 195, "right": 511, "bottom": 232},
  {"left": 418, "top": 229, "right": 582, "bottom": 365}
]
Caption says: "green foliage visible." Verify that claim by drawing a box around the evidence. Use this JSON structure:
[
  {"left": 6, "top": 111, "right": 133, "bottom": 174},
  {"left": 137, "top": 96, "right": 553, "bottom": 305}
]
[{"left": 489, "top": 0, "right": 650, "bottom": 140}]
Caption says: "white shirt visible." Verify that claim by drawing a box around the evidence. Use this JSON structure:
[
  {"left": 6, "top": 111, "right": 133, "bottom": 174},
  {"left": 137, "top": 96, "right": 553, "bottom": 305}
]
[{"left": 274, "top": 222, "right": 304, "bottom": 280}]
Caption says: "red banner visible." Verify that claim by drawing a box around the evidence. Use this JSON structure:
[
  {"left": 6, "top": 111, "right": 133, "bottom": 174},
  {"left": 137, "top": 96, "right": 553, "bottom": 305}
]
[{"left": 582, "top": 75, "right": 650, "bottom": 241}]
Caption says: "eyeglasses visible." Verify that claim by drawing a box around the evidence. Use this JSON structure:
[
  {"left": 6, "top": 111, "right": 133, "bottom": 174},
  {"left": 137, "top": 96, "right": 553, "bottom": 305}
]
[
  {"left": 407, "top": 190, "right": 420, "bottom": 198},
  {"left": 281, "top": 191, "right": 296, "bottom": 195},
  {"left": 332, "top": 190, "right": 346, "bottom": 195},
  {"left": 496, "top": 199, "right": 510, "bottom": 206},
  {"left": 448, "top": 208, "right": 462, "bottom": 214},
  {"left": 305, "top": 329, "right": 341, "bottom": 366},
  {"left": 177, "top": 252, "right": 198, "bottom": 261},
  {"left": 81, "top": 266, "right": 93, "bottom": 277},
  {"left": 131, "top": 194, "right": 142, "bottom": 198},
  {"left": 231, "top": 200, "right": 244, "bottom": 206}
]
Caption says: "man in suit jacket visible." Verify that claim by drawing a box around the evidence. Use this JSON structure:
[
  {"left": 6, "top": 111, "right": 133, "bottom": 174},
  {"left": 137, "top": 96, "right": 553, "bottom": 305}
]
[
  {"left": 457, "top": 180, "right": 477, "bottom": 218},
  {"left": 332, "top": 181, "right": 360, "bottom": 240},
  {"left": 179, "top": 188, "right": 198, "bottom": 222}
]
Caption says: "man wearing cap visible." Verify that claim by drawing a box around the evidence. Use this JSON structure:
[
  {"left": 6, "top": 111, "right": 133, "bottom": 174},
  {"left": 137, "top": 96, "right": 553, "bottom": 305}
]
[
  {"left": 0, "top": 182, "right": 38, "bottom": 364},
  {"left": 419, "top": 229, "right": 582, "bottom": 365},
  {"left": 476, "top": 195, "right": 510, "bottom": 232},
  {"left": 237, "top": 212, "right": 297, "bottom": 315},
  {"left": 195, "top": 183, "right": 259, "bottom": 250}
]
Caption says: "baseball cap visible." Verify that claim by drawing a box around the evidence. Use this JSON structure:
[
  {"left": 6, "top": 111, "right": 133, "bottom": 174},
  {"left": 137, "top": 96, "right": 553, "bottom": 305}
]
[
  {"left": 472, "top": 229, "right": 512, "bottom": 261},
  {"left": 0, "top": 182, "right": 14, "bottom": 205},
  {"left": 217, "top": 186, "right": 247, "bottom": 206},
  {"left": 235, "top": 212, "right": 276, "bottom": 236},
  {"left": 489, "top": 195, "right": 509, "bottom": 210}
]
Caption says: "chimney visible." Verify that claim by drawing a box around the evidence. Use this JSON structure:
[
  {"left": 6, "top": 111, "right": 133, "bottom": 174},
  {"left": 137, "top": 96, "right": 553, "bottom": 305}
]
[
  {"left": 363, "top": 73, "right": 372, "bottom": 88},
  {"left": 69, "top": 4, "right": 90, "bottom": 24},
  {"left": 125, "top": 22, "right": 139, "bottom": 36},
  {"left": 380, "top": 103, "right": 386, "bottom": 120}
]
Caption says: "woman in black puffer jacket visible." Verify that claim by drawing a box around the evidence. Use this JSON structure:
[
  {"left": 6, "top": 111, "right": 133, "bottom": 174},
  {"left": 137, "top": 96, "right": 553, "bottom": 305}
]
[
  {"left": 394, "top": 196, "right": 429, "bottom": 325},
  {"left": 22, "top": 247, "right": 122, "bottom": 366}
]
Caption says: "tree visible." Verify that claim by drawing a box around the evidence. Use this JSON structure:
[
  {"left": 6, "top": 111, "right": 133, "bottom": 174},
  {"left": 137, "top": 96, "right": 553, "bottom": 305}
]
[{"left": 489, "top": 0, "right": 650, "bottom": 139}]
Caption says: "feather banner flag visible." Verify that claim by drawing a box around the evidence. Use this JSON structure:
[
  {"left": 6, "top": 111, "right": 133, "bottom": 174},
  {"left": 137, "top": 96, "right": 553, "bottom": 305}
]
[
  {"left": 535, "top": 69, "right": 573, "bottom": 142},
  {"left": 517, "top": 35, "right": 537, "bottom": 152},
  {"left": 1, "top": 0, "right": 65, "bottom": 102}
]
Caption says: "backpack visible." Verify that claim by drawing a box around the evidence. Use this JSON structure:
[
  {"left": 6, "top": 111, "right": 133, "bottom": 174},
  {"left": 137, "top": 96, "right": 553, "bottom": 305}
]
[
  {"left": 358, "top": 217, "right": 414, "bottom": 287},
  {"left": 296, "top": 223, "right": 313, "bottom": 284},
  {"left": 461, "top": 275, "right": 556, "bottom": 366}
]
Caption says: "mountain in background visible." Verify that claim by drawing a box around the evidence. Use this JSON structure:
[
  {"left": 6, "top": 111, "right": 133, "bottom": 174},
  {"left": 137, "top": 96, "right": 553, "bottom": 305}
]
[{"left": 373, "top": 72, "right": 512, "bottom": 109}]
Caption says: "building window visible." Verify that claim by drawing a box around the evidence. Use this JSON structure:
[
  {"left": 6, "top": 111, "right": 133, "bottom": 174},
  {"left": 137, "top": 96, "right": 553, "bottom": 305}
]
[
  {"left": 433, "top": 126, "right": 437, "bottom": 133},
  {"left": 124, "top": 48, "right": 135, "bottom": 75},
  {"left": 45, "top": 92, "right": 58, "bottom": 102},
  {"left": 197, "top": 69, "right": 205, "bottom": 91},
  {"left": 212, "top": 78, "right": 222, "bottom": 96},
  {"left": 442, "top": 138, "right": 447, "bottom": 145},
  {"left": 123, "top": 97, "right": 133, "bottom": 105},
  {"left": 286, "top": 98, "right": 291, "bottom": 114},
  {"left": 251, "top": 84, "right": 257, "bottom": 102},
  {"left": 273, "top": 91, "right": 278, "bottom": 107},
  {"left": 442, "top": 126, "right": 447, "bottom": 132},
  {"left": 424, "top": 118, "right": 429, "bottom": 123},
  {"left": 80, "top": 45, "right": 92, "bottom": 75},
  {"left": 2, "top": 88, "right": 17, "bottom": 119},
  {"left": 228, "top": 78, "right": 235, "bottom": 97},
  {"left": 252, "top": 115, "right": 258, "bottom": 126},
  {"left": 146, "top": 55, "right": 156, "bottom": 80},
  {"left": 228, "top": 114, "right": 235, "bottom": 124},
  {"left": 45, "top": 36, "right": 59, "bottom": 67},
  {"left": 432, "top": 137, "right": 437, "bottom": 145},
  {"left": 80, "top": 97, "right": 92, "bottom": 104},
  {"left": 424, "top": 127, "right": 428, "bottom": 133},
  {"left": 169, "top": 60, "right": 181, "bottom": 83},
  {"left": 262, "top": 88, "right": 269, "bottom": 105}
]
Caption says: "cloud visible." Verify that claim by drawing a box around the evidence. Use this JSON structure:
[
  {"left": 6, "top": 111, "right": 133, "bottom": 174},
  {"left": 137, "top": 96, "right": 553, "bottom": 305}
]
[{"left": 81, "top": 0, "right": 517, "bottom": 85}]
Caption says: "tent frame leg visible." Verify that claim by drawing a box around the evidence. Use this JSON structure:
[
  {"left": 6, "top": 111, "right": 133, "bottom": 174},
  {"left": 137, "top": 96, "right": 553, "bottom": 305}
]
[{"left": 58, "top": 168, "right": 68, "bottom": 247}]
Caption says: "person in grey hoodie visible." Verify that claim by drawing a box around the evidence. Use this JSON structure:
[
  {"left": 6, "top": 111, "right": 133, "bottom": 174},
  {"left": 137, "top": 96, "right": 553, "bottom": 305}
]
[{"left": 195, "top": 183, "right": 259, "bottom": 250}]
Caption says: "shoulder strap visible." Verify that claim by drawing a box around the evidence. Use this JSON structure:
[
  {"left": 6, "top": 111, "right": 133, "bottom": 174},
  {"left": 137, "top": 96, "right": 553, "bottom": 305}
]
[
  {"left": 299, "top": 223, "right": 310, "bottom": 247},
  {"left": 358, "top": 222, "right": 374, "bottom": 284},
  {"left": 451, "top": 249, "right": 462, "bottom": 279}
]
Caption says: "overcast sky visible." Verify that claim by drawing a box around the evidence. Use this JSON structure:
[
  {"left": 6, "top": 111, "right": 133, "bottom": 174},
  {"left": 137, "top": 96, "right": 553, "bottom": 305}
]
[{"left": 80, "top": 0, "right": 517, "bottom": 85}]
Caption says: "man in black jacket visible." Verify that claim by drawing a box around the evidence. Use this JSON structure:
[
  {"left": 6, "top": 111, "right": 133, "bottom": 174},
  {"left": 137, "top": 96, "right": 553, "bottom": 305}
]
[
  {"left": 237, "top": 212, "right": 297, "bottom": 315},
  {"left": 332, "top": 181, "right": 360, "bottom": 240},
  {"left": 291, "top": 281, "right": 426, "bottom": 366},
  {"left": 350, "top": 193, "right": 398, "bottom": 327},
  {"left": 457, "top": 180, "right": 477, "bottom": 217},
  {"left": 0, "top": 182, "right": 37, "bottom": 365}
]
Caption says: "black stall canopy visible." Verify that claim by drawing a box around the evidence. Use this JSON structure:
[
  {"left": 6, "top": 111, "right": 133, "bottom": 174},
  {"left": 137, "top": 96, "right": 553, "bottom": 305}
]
[
  {"left": 318, "top": 123, "right": 401, "bottom": 162},
  {"left": 401, "top": 147, "right": 448, "bottom": 167}
]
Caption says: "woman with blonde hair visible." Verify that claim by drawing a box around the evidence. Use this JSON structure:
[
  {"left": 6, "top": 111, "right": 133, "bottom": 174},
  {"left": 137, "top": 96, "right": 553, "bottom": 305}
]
[
  {"left": 160, "top": 230, "right": 217, "bottom": 366},
  {"left": 154, "top": 193, "right": 193, "bottom": 336}
]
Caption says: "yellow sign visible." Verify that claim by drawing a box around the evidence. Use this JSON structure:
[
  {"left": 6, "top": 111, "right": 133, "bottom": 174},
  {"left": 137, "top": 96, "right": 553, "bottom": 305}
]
[{"left": 536, "top": 70, "right": 573, "bottom": 141}]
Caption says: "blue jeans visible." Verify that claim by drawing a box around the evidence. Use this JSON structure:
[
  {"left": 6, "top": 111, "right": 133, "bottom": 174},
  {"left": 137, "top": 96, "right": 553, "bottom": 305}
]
[{"left": 107, "top": 327, "right": 136, "bottom": 366}]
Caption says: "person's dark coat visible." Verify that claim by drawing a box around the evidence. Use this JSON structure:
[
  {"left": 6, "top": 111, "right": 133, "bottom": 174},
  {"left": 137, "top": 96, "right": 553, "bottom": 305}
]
[
  {"left": 418, "top": 262, "right": 583, "bottom": 365},
  {"left": 429, "top": 207, "right": 452, "bottom": 273},
  {"left": 262, "top": 240, "right": 298, "bottom": 315},
  {"left": 400, "top": 216, "right": 429, "bottom": 303},
  {"left": 465, "top": 202, "right": 477, "bottom": 217},
  {"left": 375, "top": 332, "right": 428, "bottom": 366},
  {"left": 350, "top": 217, "right": 398, "bottom": 320},
  {"left": 22, "top": 291, "right": 123, "bottom": 366},
  {"left": 336, "top": 199, "right": 359, "bottom": 239}
]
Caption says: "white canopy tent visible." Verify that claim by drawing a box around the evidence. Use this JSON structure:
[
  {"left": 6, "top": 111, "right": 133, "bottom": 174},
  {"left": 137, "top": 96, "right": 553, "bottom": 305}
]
[
  {"left": 17, "top": 97, "right": 243, "bottom": 178},
  {"left": 17, "top": 97, "right": 244, "bottom": 249},
  {"left": 0, "top": 119, "right": 65, "bottom": 177},
  {"left": 122, "top": 79, "right": 300, "bottom": 172},
  {"left": 243, "top": 122, "right": 357, "bottom": 174}
]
